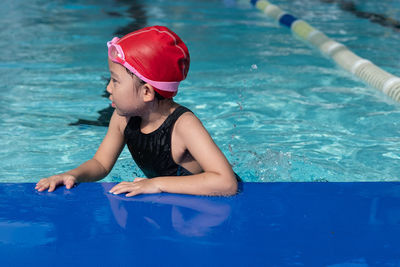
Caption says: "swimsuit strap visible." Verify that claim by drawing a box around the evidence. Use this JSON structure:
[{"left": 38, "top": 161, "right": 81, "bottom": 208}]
[{"left": 160, "top": 105, "right": 191, "bottom": 130}]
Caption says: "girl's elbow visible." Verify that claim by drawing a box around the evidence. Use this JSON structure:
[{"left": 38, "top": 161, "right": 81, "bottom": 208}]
[
  {"left": 220, "top": 175, "right": 238, "bottom": 196},
  {"left": 227, "top": 181, "right": 238, "bottom": 196},
  {"left": 206, "top": 171, "right": 238, "bottom": 196}
]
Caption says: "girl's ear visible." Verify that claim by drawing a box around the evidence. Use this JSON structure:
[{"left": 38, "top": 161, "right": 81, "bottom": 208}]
[{"left": 142, "top": 83, "right": 155, "bottom": 102}]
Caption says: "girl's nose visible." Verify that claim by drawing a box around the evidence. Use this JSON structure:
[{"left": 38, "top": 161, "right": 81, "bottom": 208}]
[{"left": 106, "top": 80, "right": 112, "bottom": 95}]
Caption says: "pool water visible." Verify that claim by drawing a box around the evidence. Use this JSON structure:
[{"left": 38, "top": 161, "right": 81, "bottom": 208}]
[{"left": 0, "top": 0, "right": 399, "bottom": 183}]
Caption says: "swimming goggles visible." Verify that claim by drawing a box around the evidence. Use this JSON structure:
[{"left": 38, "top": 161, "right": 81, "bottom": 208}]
[{"left": 107, "top": 37, "right": 180, "bottom": 92}]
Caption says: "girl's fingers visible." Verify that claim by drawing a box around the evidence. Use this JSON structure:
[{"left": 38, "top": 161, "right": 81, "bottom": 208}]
[
  {"left": 36, "top": 180, "right": 49, "bottom": 191},
  {"left": 109, "top": 185, "right": 121, "bottom": 194},
  {"left": 65, "top": 178, "right": 75, "bottom": 189},
  {"left": 48, "top": 181, "right": 57, "bottom": 192},
  {"left": 35, "top": 179, "right": 47, "bottom": 189},
  {"left": 39, "top": 185, "right": 49, "bottom": 192},
  {"left": 109, "top": 179, "right": 146, "bottom": 193},
  {"left": 110, "top": 184, "right": 139, "bottom": 195},
  {"left": 126, "top": 190, "right": 140, "bottom": 197},
  {"left": 112, "top": 187, "right": 132, "bottom": 195},
  {"left": 108, "top": 184, "right": 119, "bottom": 193},
  {"left": 109, "top": 182, "right": 130, "bottom": 193},
  {"left": 36, "top": 176, "right": 75, "bottom": 192}
]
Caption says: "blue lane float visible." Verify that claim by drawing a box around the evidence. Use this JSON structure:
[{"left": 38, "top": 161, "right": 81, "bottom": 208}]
[
  {"left": 278, "top": 13, "right": 297, "bottom": 28},
  {"left": 1, "top": 182, "right": 400, "bottom": 266},
  {"left": 249, "top": 0, "right": 400, "bottom": 102}
]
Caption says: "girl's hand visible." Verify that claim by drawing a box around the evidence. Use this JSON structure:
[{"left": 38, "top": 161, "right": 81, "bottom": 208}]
[
  {"left": 109, "top": 178, "right": 161, "bottom": 197},
  {"left": 35, "top": 174, "right": 77, "bottom": 192}
]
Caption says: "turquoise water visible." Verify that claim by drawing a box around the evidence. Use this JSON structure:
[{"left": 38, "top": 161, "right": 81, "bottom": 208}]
[{"left": 0, "top": 0, "right": 399, "bottom": 182}]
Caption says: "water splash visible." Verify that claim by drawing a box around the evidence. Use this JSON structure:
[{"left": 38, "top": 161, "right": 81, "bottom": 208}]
[
  {"left": 250, "top": 149, "right": 293, "bottom": 182},
  {"left": 229, "top": 146, "right": 334, "bottom": 182}
]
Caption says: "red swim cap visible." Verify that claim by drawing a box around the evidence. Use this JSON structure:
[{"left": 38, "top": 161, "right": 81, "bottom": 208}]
[{"left": 107, "top": 26, "right": 190, "bottom": 98}]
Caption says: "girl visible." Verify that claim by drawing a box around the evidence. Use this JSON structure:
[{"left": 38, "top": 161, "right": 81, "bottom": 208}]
[{"left": 36, "top": 26, "right": 238, "bottom": 197}]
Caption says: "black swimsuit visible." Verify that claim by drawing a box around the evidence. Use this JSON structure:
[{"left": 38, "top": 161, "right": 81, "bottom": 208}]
[{"left": 124, "top": 106, "right": 193, "bottom": 178}]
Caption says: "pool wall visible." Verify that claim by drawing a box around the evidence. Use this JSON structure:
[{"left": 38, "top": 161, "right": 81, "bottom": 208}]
[{"left": 1, "top": 182, "right": 400, "bottom": 266}]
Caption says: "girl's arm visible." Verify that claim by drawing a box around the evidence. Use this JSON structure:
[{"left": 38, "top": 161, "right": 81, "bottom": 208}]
[
  {"left": 73, "top": 110, "right": 127, "bottom": 182},
  {"left": 109, "top": 112, "right": 238, "bottom": 196},
  {"left": 36, "top": 111, "right": 126, "bottom": 192}
]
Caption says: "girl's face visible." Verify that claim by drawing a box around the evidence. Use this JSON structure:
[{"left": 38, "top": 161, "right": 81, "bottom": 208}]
[{"left": 107, "top": 59, "right": 144, "bottom": 117}]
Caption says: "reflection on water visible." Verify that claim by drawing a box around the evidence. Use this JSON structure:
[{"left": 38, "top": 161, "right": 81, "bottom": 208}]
[
  {"left": 0, "top": 221, "right": 55, "bottom": 246},
  {"left": 101, "top": 184, "right": 231, "bottom": 237}
]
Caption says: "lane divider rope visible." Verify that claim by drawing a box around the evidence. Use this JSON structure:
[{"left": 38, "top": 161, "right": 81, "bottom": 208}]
[{"left": 250, "top": 0, "right": 400, "bottom": 102}]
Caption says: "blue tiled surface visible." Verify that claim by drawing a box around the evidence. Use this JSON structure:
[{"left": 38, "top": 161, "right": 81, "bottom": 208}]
[{"left": 0, "top": 182, "right": 399, "bottom": 266}]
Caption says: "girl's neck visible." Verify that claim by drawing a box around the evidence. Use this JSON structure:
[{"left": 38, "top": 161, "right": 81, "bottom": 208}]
[{"left": 140, "top": 99, "right": 178, "bottom": 133}]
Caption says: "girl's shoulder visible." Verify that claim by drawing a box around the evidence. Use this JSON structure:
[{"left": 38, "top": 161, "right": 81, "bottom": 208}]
[
  {"left": 109, "top": 110, "right": 130, "bottom": 135},
  {"left": 174, "top": 107, "right": 205, "bottom": 136}
]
